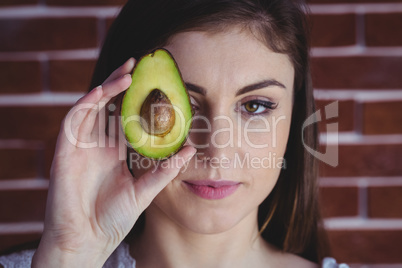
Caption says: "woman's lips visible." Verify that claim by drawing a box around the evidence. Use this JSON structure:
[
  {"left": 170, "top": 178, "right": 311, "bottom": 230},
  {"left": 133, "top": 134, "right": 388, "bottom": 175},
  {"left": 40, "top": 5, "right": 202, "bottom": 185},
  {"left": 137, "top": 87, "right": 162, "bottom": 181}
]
[{"left": 183, "top": 180, "right": 241, "bottom": 200}]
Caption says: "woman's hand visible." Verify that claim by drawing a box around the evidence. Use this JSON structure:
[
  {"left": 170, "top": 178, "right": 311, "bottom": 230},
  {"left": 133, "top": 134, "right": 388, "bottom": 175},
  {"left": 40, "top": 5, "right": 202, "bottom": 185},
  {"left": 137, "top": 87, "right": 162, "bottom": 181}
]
[{"left": 32, "top": 58, "right": 196, "bottom": 267}]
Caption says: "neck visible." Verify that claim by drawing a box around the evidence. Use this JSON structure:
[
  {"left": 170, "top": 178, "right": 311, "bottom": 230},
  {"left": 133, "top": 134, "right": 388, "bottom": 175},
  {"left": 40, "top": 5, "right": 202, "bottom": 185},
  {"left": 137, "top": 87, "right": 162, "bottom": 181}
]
[{"left": 130, "top": 205, "right": 269, "bottom": 268}]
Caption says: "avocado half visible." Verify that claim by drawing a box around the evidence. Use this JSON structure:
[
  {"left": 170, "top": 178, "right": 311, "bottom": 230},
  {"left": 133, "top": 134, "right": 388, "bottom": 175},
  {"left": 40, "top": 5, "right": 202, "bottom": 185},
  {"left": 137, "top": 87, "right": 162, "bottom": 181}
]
[{"left": 121, "top": 48, "right": 193, "bottom": 160}]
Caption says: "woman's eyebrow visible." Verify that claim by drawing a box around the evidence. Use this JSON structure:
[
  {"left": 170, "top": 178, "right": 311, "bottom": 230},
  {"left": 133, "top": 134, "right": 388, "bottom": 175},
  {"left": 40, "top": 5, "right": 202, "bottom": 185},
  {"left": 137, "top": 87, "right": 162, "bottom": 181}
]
[
  {"left": 235, "top": 79, "right": 286, "bottom": 96},
  {"left": 185, "top": 82, "right": 206, "bottom": 95},
  {"left": 184, "top": 79, "right": 286, "bottom": 96}
]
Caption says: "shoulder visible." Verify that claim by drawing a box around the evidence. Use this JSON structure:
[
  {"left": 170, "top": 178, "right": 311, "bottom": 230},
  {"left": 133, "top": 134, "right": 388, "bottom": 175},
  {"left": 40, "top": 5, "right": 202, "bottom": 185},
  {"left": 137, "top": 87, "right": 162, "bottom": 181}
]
[
  {"left": 273, "top": 252, "right": 350, "bottom": 268},
  {"left": 262, "top": 242, "right": 349, "bottom": 268},
  {"left": 0, "top": 249, "right": 35, "bottom": 268},
  {"left": 278, "top": 251, "right": 319, "bottom": 268},
  {"left": 277, "top": 254, "right": 350, "bottom": 268},
  {"left": 261, "top": 242, "right": 318, "bottom": 268}
]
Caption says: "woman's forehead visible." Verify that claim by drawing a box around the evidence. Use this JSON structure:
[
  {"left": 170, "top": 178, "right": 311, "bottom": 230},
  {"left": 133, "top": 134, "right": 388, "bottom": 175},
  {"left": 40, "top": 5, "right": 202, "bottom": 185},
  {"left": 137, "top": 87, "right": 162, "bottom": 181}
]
[{"left": 163, "top": 28, "right": 295, "bottom": 93}]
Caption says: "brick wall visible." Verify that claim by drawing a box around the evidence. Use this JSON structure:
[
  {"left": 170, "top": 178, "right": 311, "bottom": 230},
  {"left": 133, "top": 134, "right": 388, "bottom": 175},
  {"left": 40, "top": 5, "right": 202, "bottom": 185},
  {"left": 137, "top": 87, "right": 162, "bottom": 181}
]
[
  {"left": 309, "top": 1, "right": 402, "bottom": 267},
  {"left": 0, "top": 1, "right": 401, "bottom": 267}
]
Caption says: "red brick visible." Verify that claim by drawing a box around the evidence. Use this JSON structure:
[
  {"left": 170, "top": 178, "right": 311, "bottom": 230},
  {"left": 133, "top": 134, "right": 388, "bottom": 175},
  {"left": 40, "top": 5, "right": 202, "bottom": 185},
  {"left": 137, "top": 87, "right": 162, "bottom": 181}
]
[
  {"left": 315, "top": 100, "right": 354, "bottom": 133},
  {"left": 0, "top": 0, "right": 38, "bottom": 6},
  {"left": 310, "top": 14, "right": 356, "bottom": 47},
  {"left": 0, "top": 18, "right": 97, "bottom": 52},
  {"left": 47, "top": 0, "right": 125, "bottom": 5},
  {"left": 49, "top": 60, "right": 96, "bottom": 92},
  {"left": 0, "top": 233, "right": 41, "bottom": 255},
  {"left": 0, "top": 149, "right": 41, "bottom": 180},
  {"left": 328, "top": 229, "right": 402, "bottom": 263},
  {"left": 311, "top": 56, "right": 402, "bottom": 89},
  {"left": 0, "top": 189, "right": 47, "bottom": 222},
  {"left": 320, "top": 144, "right": 402, "bottom": 177},
  {"left": 363, "top": 101, "right": 402, "bottom": 135},
  {"left": 368, "top": 186, "right": 402, "bottom": 218},
  {"left": 366, "top": 13, "right": 402, "bottom": 46},
  {"left": 319, "top": 186, "right": 359, "bottom": 218},
  {"left": 0, "top": 61, "right": 42, "bottom": 94},
  {"left": 0, "top": 106, "right": 71, "bottom": 140}
]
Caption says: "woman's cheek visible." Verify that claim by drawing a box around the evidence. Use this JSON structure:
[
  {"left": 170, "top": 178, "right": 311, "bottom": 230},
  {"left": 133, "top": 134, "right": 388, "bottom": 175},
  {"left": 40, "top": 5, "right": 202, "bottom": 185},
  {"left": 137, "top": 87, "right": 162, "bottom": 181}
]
[{"left": 241, "top": 114, "right": 290, "bottom": 153}]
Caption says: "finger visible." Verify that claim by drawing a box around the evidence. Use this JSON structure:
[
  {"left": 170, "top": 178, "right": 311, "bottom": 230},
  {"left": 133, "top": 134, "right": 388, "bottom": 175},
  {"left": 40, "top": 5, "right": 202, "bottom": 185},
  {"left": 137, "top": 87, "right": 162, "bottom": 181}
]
[
  {"left": 103, "top": 57, "right": 135, "bottom": 85},
  {"left": 80, "top": 74, "right": 132, "bottom": 140},
  {"left": 62, "top": 58, "right": 134, "bottom": 145},
  {"left": 101, "top": 58, "right": 135, "bottom": 134},
  {"left": 77, "top": 86, "right": 105, "bottom": 142},
  {"left": 74, "top": 84, "right": 103, "bottom": 107},
  {"left": 100, "top": 73, "right": 132, "bottom": 104},
  {"left": 133, "top": 146, "right": 197, "bottom": 210},
  {"left": 73, "top": 57, "right": 134, "bottom": 108},
  {"left": 59, "top": 86, "right": 103, "bottom": 149}
]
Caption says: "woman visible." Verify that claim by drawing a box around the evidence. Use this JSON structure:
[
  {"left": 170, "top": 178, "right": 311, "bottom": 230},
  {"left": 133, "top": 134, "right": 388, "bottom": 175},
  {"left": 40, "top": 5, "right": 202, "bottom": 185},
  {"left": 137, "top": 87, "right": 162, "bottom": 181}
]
[{"left": 0, "top": 0, "right": 348, "bottom": 267}]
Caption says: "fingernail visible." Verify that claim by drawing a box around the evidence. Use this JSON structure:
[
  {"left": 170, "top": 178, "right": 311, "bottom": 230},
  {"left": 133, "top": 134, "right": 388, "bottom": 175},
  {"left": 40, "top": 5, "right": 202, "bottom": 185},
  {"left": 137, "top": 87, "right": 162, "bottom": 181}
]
[
  {"left": 126, "top": 57, "right": 135, "bottom": 65},
  {"left": 93, "top": 85, "right": 102, "bottom": 93},
  {"left": 120, "top": 73, "right": 131, "bottom": 79}
]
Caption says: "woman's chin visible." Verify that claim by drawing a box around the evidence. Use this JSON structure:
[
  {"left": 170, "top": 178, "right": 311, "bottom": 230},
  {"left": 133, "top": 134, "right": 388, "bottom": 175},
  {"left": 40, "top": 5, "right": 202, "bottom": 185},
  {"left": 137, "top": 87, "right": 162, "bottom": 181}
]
[
  {"left": 183, "top": 216, "right": 241, "bottom": 235},
  {"left": 153, "top": 203, "right": 256, "bottom": 236}
]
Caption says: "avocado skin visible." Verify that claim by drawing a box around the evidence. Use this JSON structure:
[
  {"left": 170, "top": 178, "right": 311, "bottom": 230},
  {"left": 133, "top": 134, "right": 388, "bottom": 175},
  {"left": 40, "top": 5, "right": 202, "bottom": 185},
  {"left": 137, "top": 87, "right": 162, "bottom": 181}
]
[{"left": 120, "top": 48, "right": 193, "bottom": 160}]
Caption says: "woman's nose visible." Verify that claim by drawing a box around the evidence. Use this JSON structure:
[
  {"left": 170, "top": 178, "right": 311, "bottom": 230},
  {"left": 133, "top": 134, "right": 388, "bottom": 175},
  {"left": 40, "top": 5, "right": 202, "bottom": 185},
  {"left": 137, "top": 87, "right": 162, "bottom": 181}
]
[{"left": 188, "top": 112, "right": 235, "bottom": 162}]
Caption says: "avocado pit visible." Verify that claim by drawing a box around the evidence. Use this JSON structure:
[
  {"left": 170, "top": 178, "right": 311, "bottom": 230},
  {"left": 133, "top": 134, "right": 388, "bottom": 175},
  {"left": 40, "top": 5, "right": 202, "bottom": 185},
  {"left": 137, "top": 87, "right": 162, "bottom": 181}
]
[{"left": 140, "top": 88, "right": 175, "bottom": 137}]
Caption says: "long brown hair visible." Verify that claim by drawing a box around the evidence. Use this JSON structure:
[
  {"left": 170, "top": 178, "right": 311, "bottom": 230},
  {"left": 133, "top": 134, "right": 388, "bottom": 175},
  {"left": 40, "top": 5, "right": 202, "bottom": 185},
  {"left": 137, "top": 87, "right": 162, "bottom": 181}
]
[{"left": 90, "top": 0, "right": 329, "bottom": 263}]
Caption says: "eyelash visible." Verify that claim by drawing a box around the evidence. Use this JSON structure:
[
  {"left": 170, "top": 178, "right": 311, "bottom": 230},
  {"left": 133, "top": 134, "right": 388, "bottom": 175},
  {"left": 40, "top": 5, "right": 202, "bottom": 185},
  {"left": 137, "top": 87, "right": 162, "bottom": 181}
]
[
  {"left": 240, "top": 99, "right": 277, "bottom": 116},
  {"left": 189, "top": 96, "right": 277, "bottom": 116},
  {"left": 190, "top": 96, "right": 199, "bottom": 112}
]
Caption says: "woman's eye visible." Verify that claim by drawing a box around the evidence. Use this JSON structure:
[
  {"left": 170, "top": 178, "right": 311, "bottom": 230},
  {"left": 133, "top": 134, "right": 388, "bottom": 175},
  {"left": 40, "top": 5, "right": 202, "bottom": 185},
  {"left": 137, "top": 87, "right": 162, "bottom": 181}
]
[
  {"left": 241, "top": 100, "right": 276, "bottom": 115},
  {"left": 190, "top": 96, "right": 199, "bottom": 112}
]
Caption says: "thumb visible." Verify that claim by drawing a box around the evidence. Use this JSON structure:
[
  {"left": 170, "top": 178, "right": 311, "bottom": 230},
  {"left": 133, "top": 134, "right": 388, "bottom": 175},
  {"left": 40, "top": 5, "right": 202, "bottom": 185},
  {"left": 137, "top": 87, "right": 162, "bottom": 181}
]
[{"left": 133, "top": 146, "right": 196, "bottom": 210}]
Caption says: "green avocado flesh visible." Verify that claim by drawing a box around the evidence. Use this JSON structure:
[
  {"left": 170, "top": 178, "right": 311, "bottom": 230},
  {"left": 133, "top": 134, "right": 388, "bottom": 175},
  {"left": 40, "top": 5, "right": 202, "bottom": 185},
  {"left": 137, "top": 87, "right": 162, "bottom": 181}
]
[{"left": 121, "top": 48, "right": 193, "bottom": 159}]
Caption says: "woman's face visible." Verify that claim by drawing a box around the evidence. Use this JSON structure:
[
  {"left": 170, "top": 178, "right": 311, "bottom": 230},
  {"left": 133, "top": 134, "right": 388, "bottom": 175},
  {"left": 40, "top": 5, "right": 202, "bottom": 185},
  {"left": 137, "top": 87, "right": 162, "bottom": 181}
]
[{"left": 132, "top": 27, "right": 294, "bottom": 234}]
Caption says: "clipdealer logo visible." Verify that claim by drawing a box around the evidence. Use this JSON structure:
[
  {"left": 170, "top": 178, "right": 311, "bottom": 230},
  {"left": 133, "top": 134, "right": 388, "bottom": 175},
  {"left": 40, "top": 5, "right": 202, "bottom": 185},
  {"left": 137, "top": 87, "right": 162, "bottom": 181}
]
[
  {"left": 302, "top": 101, "right": 339, "bottom": 167},
  {"left": 63, "top": 100, "right": 339, "bottom": 168}
]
